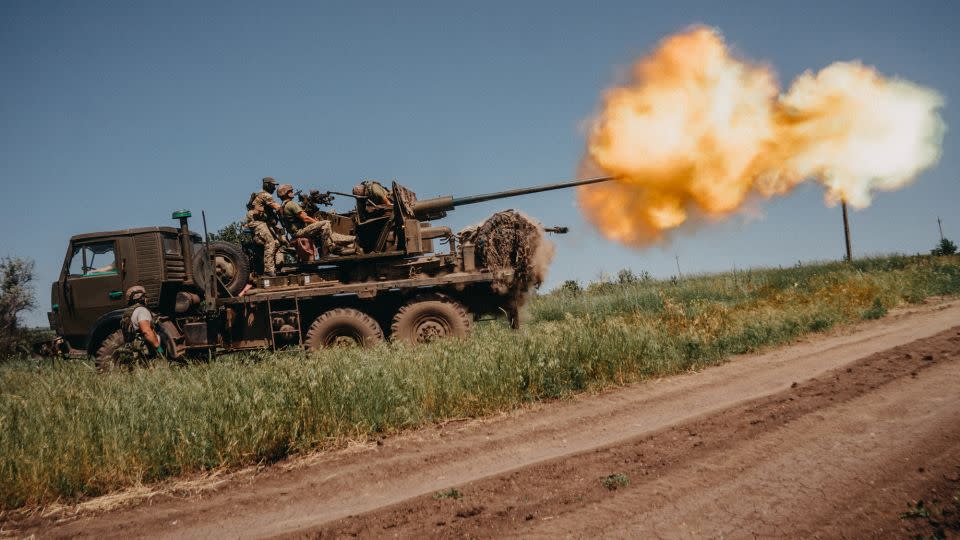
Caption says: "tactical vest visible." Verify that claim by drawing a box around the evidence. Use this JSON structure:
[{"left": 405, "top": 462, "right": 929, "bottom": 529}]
[
  {"left": 251, "top": 191, "right": 278, "bottom": 223},
  {"left": 119, "top": 304, "right": 159, "bottom": 361},
  {"left": 357, "top": 181, "right": 389, "bottom": 221},
  {"left": 359, "top": 180, "right": 386, "bottom": 200},
  {"left": 121, "top": 305, "right": 155, "bottom": 341},
  {"left": 120, "top": 306, "right": 138, "bottom": 342},
  {"left": 245, "top": 192, "right": 258, "bottom": 223}
]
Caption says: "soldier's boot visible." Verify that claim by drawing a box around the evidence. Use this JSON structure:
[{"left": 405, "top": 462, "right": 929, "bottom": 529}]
[
  {"left": 329, "top": 231, "right": 358, "bottom": 255},
  {"left": 330, "top": 234, "right": 358, "bottom": 255},
  {"left": 311, "top": 222, "right": 350, "bottom": 256}
]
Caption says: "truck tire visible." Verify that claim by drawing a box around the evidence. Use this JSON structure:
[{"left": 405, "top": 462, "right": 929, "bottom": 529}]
[
  {"left": 390, "top": 294, "right": 471, "bottom": 344},
  {"left": 194, "top": 241, "right": 250, "bottom": 297},
  {"left": 94, "top": 330, "right": 127, "bottom": 372},
  {"left": 305, "top": 308, "right": 384, "bottom": 349}
]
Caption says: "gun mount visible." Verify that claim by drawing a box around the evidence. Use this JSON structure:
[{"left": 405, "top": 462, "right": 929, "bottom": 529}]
[
  {"left": 277, "top": 175, "right": 615, "bottom": 264},
  {"left": 312, "top": 175, "right": 614, "bottom": 261}
]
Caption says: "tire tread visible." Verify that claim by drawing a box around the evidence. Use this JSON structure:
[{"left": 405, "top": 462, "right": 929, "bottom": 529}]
[
  {"left": 390, "top": 293, "right": 471, "bottom": 343},
  {"left": 305, "top": 308, "right": 383, "bottom": 349}
]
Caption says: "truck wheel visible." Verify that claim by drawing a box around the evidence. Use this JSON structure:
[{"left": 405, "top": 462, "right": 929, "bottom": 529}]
[
  {"left": 94, "top": 330, "right": 127, "bottom": 372},
  {"left": 305, "top": 308, "right": 384, "bottom": 349},
  {"left": 390, "top": 294, "right": 471, "bottom": 344},
  {"left": 194, "top": 241, "right": 250, "bottom": 297}
]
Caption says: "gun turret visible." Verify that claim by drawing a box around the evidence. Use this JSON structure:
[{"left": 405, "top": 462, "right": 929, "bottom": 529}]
[{"left": 410, "top": 176, "right": 613, "bottom": 220}]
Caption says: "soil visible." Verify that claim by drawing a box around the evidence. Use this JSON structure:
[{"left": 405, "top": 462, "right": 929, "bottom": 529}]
[{"left": 11, "top": 300, "right": 960, "bottom": 539}]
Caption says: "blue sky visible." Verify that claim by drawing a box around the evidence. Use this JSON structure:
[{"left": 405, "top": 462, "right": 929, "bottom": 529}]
[{"left": 2, "top": 0, "right": 957, "bottom": 326}]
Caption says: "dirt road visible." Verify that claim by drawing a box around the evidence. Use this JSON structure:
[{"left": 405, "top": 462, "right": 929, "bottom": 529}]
[{"left": 21, "top": 301, "right": 960, "bottom": 538}]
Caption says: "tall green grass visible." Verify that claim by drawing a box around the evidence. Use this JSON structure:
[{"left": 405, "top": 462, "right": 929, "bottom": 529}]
[{"left": 1, "top": 255, "right": 958, "bottom": 509}]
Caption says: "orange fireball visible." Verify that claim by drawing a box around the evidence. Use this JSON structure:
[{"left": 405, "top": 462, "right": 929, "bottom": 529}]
[{"left": 580, "top": 26, "right": 945, "bottom": 247}]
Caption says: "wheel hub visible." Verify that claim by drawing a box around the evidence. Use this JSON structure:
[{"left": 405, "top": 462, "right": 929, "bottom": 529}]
[
  {"left": 327, "top": 332, "right": 361, "bottom": 347},
  {"left": 415, "top": 320, "right": 448, "bottom": 343},
  {"left": 214, "top": 255, "right": 236, "bottom": 280}
]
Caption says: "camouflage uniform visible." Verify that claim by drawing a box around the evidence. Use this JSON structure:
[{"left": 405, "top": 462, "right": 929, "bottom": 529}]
[
  {"left": 282, "top": 199, "right": 354, "bottom": 253},
  {"left": 278, "top": 183, "right": 355, "bottom": 255},
  {"left": 362, "top": 180, "right": 391, "bottom": 205},
  {"left": 354, "top": 180, "right": 393, "bottom": 221},
  {"left": 246, "top": 190, "right": 281, "bottom": 275}
]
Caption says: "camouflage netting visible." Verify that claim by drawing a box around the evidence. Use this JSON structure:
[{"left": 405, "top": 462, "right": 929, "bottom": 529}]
[{"left": 461, "top": 210, "right": 555, "bottom": 306}]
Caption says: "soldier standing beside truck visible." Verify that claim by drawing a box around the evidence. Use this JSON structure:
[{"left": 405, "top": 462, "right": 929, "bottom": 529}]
[
  {"left": 247, "top": 177, "right": 284, "bottom": 276},
  {"left": 99, "top": 285, "right": 164, "bottom": 369}
]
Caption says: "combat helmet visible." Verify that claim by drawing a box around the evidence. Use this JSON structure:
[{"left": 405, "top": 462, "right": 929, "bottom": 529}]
[{"left": 125, "top": 285, "right": 147, "bottom": 304}]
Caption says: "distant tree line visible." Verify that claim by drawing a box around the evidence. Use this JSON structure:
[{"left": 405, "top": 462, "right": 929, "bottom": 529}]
[
  {"left": 207, "top": 220, "right": 247, "bottom": 245},
  {"left": 932, "top": 237, "right": 957, "bottom": 256}
]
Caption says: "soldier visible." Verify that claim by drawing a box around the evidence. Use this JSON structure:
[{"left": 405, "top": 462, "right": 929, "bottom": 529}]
[
  {"left": 352, "top": 179, "right": 394, "bottom": 221},
  {"left": 278, "top": 183, "right": 356, "bottom": 256},
  {"left": 246, "top": 177, "right": 284, "bottom": 276},
  {"left": 120, "top": 285, "right": 164, "bottom": 361}
]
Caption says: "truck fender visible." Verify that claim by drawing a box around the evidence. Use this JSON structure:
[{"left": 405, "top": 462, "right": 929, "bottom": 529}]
[{"left": 85, "top": 309, "right": 126, "bottom": 356}]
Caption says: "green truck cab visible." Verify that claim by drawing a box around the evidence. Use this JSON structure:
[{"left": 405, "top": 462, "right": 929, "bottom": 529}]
[{"left": 49, "top": 223, "right": 206, "bottom": 356}]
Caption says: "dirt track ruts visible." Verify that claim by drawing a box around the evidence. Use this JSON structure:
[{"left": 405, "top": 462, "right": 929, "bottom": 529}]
[{"left": 18, "top": 300, "right": 960, "bottom": 539}]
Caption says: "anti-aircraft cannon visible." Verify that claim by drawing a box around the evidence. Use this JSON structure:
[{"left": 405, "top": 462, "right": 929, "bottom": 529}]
[{"left": 285, "top": 176, "right": 614, "bottom": 264}]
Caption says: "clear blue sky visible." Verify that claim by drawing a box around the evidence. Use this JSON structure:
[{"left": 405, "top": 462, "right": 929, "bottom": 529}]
[{"left": 2, "top": 0, "right": 957, "bottom": 326}]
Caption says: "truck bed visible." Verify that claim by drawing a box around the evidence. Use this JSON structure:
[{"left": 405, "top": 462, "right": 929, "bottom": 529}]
[{"left": 217, "top": 269, "right": 513, "bottom": 305}]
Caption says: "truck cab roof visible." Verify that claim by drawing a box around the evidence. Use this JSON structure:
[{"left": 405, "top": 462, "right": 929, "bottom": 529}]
[{"left": 69, "top": 227, "right": 197, "bottom": 242}]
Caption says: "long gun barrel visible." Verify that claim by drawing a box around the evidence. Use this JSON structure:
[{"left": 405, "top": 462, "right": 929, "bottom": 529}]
[{"left": 411, "top": 176, "right": 613, "bottom": 219}]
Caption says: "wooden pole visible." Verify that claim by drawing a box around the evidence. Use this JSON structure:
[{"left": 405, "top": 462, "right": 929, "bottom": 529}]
[
  {"left": 938, "top": 217, "right": 944, "bottom": 242},
  {"left": 841, "top": 200, "right": 852, "bottom": 262}
]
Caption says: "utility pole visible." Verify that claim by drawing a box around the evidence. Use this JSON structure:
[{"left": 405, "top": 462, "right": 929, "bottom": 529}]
[
  {"left": 841, "top": 200, "right": 852, "bottom": 262},
  {"left": 675, "top": 254, "right": 682, "bottom": 278},
  {"left": 938, "top": 216, "right": 944, "bottom": 242}
]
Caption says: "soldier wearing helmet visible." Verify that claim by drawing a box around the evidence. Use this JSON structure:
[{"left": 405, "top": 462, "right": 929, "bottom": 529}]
[
  {"left": 352, "top": 180, "right": 393, "bottom": 222},
  {"left": 278, "top": 183, "right": 356, "bottom": 256},
  {"left": 120, "top": 285, "right": 163, "bottom": 359},
  {"left": 246, "top": 177, "right": 285, "bottom": 276}
]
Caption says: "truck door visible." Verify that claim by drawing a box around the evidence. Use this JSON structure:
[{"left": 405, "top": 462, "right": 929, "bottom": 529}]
[{"left": 61, "top": 240, "right": 124, "bottom": 340}]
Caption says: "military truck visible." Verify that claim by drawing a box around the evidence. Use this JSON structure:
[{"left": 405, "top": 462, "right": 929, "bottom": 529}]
[{"left": 46, "top": 176, "right": 611, "bottom": 366}]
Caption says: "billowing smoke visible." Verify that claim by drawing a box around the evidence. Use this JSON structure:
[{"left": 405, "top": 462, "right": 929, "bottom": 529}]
[{"left": 579, "top": 26, "right": 946, "bottom": 247}]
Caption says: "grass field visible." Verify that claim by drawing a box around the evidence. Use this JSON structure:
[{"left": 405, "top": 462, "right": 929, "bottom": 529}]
[{"left": 1, "top": 254, "right": 959, "bottom": 510}]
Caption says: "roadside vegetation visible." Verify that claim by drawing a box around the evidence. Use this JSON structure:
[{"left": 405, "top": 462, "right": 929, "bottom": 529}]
[
  {"left": 1, "top": 254, "right": 959, "bottom": 510},
  {"left": 0, "top": 257, "right": 36, "bottom": 355}
]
